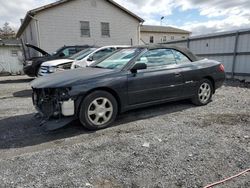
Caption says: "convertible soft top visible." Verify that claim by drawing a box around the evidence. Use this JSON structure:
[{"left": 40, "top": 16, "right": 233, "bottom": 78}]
[{"left": 134, "top": 44, "right": 199, "bottom": 62}]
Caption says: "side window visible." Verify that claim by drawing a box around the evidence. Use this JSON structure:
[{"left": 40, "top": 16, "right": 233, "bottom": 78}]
[
  {"left": 92, "top": 48, "right": 115, "bottom": 60},
  {"left": 149, "top": 36, "right": 154, "bottom": 43},
  {"left": 172, "top": 50, "right": 191, "bottom": 64},
  {"left": 162, "top": 36, "right": 167, "bottom": 42},
  {"left": 136, "top": 49, "right": 176, "bottom": 68},
  {"left": 11, "top": 50, "right": 18, "bottom": 56},
  {"left": 76, "top": 47, "right": 85, "bottom": 53},
  {"left": 62, "top": 48, "right": 77, "bottom": 57}
]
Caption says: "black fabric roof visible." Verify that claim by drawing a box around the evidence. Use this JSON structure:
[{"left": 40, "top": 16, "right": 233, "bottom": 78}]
[{"left": 133, "top": 44, "right": 199, "bottom": 62}]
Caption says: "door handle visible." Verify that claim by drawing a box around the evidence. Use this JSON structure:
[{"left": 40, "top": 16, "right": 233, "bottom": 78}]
[{"left": 175, "top": 72, "right": 181, "bottom": 77}]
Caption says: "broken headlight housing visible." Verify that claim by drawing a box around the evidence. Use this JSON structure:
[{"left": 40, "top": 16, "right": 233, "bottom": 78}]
[
  {"left": 48, "top": 62, "right": 72, "bottom": 73},
  {"left": 33, "top": 87, "right": 73, "bottom": 118}
]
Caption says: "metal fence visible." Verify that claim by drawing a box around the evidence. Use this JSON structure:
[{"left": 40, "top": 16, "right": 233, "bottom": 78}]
[{"left": 162, "top": 28, "right": 250, "bottom": 81}]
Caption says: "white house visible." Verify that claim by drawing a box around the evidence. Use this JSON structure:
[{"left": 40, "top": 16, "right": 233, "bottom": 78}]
[
  {"left": 140, "top": 25, "right": 191, "bottom": 44},
  {"left": 0, "top": 39, "right": 23, "bottom": 75},
  {"left": 16, "top": 0, "right": 144, "bottom": 58}
]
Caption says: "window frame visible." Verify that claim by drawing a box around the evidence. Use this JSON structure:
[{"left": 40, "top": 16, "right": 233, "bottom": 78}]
[
  {"left": 162, "top": 36, "right": 167, "bottom": 42},
  {"left": 134, "top": 48, "right": 177, "bottom": 70},
  {"left": 171, "top": 49, "right": 192, "bottom": 64},
  {"left": 149, "top": 36, "right": 154, "bottom": 43},
  {"left": 101, "top": 22, "right": 110, "bottom": 37},
  {"left": 11, "top": 50, "right": 18, "bottom": 57},
  {"left": 80, "top": 21, "right": 90, "bottom": 37},
  {"left": 92, "top": 48, "right": 115, "bottom": 60},
  {"left": 61, "top": 47, "right": 77, "bottom": 57}
]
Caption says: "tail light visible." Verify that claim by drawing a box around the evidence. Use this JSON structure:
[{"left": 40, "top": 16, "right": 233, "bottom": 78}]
[{"left": 218, "top": 64, "right": 225, "bottom": 72}]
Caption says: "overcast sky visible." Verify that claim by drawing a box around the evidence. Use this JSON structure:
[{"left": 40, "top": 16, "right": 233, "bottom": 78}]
[{"left": 1, "top": 0, "right": 250, "bottom": 35}]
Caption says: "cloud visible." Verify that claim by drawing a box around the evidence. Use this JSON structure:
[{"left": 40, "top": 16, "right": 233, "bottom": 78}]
[
  {"left": 115, "top": 0, "right": 250, "bottom": 35},
  {"left": 0, "top": 0, "right": 55, "bottom": 30},
  {"left": 181, "top": 15, "right": 250, "bottom": 35},
  {"left": 0, "top": 0, "right": 249, "bottom": 35},
  {"left": 177, "top": 0, "right": 250, "bottom": 35}
]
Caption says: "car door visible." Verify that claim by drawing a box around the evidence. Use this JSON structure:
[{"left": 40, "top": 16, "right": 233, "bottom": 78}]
[
  {"left": 127, "top": 48, "right": 184, "bottom": 105},
  {"left": 172, "top": 49, "right": 199, "bottom": 97}
]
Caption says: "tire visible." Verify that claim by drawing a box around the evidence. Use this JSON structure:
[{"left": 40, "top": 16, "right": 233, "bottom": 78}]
[
  {"left": 79, "top": 90, "right": 118, "bottom": 130},
  {"left": 192, "top": 79, "right": 213, "bottom": 106}
]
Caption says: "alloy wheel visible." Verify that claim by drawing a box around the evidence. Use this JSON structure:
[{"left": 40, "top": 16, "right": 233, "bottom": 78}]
[
  {"left": 198, "top": 83, "right": 211, "bottom": 104},
  {"left": 87, "top": 97, "right": 113, "bottom": 126}
]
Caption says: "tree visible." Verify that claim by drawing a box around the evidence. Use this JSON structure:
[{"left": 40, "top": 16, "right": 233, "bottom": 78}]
[{"left": 0, "top": 22, "right": 16, "bottom": 39}]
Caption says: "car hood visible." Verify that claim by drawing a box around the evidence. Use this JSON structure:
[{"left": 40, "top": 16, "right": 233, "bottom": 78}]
[
  {"left": 42, "top": 59, "right": 74, "bottom": 67},
  {"left": 25, "top": 43, "right": 50, "bottom": 56},
  {"left": 31, "top": 67, "right": 116, "bottom": 88}
]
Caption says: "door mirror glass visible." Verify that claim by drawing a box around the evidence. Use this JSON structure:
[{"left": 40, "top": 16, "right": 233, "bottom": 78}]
[{"left": 131, "top": 63, "right": 147, "bottom": 73}]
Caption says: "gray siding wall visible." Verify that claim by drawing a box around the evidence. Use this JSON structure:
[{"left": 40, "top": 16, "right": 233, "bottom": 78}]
[
  {"left": 0, "top": 46, "right": 23, "bottom": 74},
  {"left": 140, "top": 32, "right": 189, "bottom": 44},
  {"left": 30, "top": 0, "right": 140, "bottom": 53},
  {"left": 21, "top": 19, "right": 39, "bottom": 57},
  {"left": 162, "top": 29, "right": 250, "bottom": 81}
]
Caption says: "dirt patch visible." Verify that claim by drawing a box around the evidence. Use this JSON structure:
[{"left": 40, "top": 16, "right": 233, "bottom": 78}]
[
  {"left": 0, "top": 75, "right": 250, "bottom": 188},
  {"left": 199, "top": 113, "right": 250, "bottom": 127}
]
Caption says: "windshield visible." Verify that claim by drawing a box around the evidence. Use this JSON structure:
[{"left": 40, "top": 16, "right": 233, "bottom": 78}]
[
  {"left": 92, "top": 48, "right": 142, "bottom": 69},
  {"left": 69, "top": 48, "right": 96, "bottom": 60}
]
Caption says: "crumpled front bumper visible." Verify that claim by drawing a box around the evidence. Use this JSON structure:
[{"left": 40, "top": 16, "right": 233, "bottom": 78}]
[{"left": 32, "top": 88, "right": 76, "bottom": 130}]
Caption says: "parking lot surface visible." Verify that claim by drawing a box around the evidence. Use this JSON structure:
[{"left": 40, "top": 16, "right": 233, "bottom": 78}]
[{"left": 0, "top": 75, "right": 249, "bottom": 188}]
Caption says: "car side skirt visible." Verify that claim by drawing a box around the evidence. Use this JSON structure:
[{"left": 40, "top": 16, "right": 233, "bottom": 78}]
[{"left": 121, "top": 95, "right": 194, "bottom": 112}]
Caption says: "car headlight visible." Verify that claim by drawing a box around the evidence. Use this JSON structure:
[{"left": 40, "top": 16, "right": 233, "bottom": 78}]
[
  {"left": 49, "top": 62, "right": 72, "bottom": 73},
  {"left": 57, "top": 62, "right": 72, "bottom": 70},
  {"left": 48, "top": 66, "right": 57, "bottom": 73}
]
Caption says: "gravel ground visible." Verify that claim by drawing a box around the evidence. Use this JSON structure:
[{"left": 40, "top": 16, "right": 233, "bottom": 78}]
[{"left": 0, "top": 75, "right": 249, "bottom": 188}]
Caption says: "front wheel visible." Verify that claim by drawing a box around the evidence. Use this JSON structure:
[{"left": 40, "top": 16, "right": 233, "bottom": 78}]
[
  {"left": 79, "top": 91, "right": 118, "bottom": 130},
  {"left": 192, "top": 79, "right": 213, "bottom": 106}
]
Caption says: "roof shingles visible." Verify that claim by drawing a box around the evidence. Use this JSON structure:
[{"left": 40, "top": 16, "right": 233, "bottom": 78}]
[
  {"left": 0, "top": 39, "right": 21, "bottom": 46},
  {"left": 17, "top": 0, "right": 144, "bottom": 37},
  {"left": 141, "top": 25, "right": 191, "bottom": 34}
]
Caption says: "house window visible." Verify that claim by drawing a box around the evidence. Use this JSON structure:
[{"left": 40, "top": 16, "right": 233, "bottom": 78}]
[
  {"left": 182, "top": 36, "right": 186, "bottom": 39},
  {"left": 149, "top": 36, "right": 154, "bottom": 43},
  {"left": 80, "top": 21, "right": 90, "bottom": 37},
  {"left": 101, "top": 22, "right": 110, "bottom": 37},
  {"left": 162, "top": 36, "right": 167, "bottom": 42},
  {"left": 11, "top": 50, "right": 18, "bottom": 56},
  {"left": 171, "top": 36, "right": 175, "bottom": 40}
]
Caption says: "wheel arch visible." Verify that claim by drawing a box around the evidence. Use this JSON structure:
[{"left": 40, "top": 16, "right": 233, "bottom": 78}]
[
  {"left": 77, "top": 87, "right": 122, "bottom": 115},
  {"left": 203, "top": 76, "right": 215, "bottom": 93}
]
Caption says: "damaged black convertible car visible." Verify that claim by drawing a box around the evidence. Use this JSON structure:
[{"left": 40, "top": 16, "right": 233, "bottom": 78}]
[{"left": 31, "top": 45, "right": 225, "bottom": 130}]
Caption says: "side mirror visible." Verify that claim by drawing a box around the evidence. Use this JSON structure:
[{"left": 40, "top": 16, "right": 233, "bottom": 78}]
[
  {"left": 131, "top": 63, "right": 147, "bottom": 73},
  {"left": 87, "top": 56, "right": 93, "bottom": 61}
]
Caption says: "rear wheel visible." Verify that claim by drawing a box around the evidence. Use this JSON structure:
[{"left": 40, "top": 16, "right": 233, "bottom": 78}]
[
  {"left": 79, "top": 91, "right": 118, "bottom": 130},
  {"left": 192, "top": 79, "right": 213, "bottom": 105}
]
